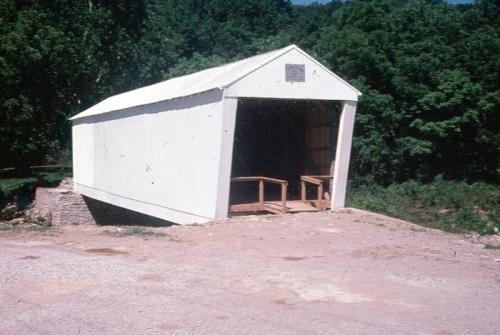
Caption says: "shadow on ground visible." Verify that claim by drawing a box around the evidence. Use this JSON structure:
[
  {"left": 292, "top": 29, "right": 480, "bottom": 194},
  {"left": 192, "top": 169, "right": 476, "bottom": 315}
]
[{"left": 83, "top": 196, "right": 176, "bottom": 227}]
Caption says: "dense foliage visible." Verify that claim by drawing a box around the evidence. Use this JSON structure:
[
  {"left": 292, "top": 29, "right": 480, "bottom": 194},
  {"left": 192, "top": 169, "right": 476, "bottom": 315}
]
[
  {"left": 1, "top": 0, "right": 498, "bottom": 187},
  {"left": 348, "top": 176, "right": 500, "bottom": 234}
]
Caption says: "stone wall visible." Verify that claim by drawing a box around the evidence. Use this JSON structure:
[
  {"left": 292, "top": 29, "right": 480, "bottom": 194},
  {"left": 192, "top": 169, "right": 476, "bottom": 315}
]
[{"left": 34, "top": 178, "right": 95, "bottom": 225}]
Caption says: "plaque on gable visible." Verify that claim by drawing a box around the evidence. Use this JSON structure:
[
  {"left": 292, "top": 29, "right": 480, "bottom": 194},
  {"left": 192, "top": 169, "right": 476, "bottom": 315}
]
[{"left": 285, "top": 64, "right": 305, "bottom": 82}]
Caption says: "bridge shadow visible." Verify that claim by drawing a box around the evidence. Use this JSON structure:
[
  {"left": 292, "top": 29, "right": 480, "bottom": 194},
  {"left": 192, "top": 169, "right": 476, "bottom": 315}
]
[{"left": 82, "top": 196, "right": 176, "bottom": 227}]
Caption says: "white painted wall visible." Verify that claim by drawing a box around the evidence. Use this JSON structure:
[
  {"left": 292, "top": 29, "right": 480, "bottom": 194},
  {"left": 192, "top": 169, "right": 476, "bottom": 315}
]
[
  {"left": 226, "top": 48, "right": 358, "bottom": 102},
  {"left": 331, "top": 101, "right": 357, "bottom": 209},
  {"left": 214, "top": 97, "right": 238, "bottom": 219},
  {"left": 72, "top": 90, "right": 227, "bottom": 224}
]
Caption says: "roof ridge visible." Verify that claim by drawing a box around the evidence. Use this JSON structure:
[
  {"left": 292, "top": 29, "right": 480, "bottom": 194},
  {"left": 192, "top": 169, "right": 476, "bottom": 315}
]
[
  {"left": 291, "top": 46, "right": 362, "bottom": 96},
  {"left": 123, "top": 45, "right": 295, "bottom": 95},
  {"left": 219, "top": 45, "right": 296, "bottom": 90},
  {"left": 70, "top": 44, "right": 360, "bottom": 121}
]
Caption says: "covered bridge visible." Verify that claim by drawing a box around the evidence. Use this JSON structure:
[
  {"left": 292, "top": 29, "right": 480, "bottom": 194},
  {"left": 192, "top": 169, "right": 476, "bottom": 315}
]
[{"left": 70, "top": 45, "right": 361, "bottom": 224}]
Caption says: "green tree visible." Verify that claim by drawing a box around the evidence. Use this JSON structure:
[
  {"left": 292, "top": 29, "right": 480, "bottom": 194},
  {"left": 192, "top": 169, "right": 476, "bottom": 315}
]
[{"left": 315, "top": 0, "right": 499, "bottom": 184}]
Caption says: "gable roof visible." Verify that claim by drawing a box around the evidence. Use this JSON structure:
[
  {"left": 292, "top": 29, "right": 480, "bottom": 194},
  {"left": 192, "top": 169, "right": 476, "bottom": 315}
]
[{"left": 70, "top": 45, "right": 361, "bottom": 120}]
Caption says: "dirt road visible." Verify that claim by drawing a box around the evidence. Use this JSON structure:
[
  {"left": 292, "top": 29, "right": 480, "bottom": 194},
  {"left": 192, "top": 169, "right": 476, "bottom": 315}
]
[{"left": 1, "top": 209, "right": 499, "bottom": 334}]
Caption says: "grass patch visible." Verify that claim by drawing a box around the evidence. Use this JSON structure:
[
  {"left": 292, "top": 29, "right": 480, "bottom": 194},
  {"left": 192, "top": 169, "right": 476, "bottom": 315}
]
[
  {"left": 37, "top": 171, "right": 71, "bottom": 185},
  {"left": 0, "top": 177, "right": 38, "bottom": 197},
  {"left": 0, "top": 212, "right": 52, "bottom": 232},
  {"left": 0, "top": 223, "right": 52, "bottom": 232},
  {"left": 103, "top": 226, "right": 167, "bottom": 238},
  {"left": 484, "top": 244, "right": 500, "bottom": 250},
  {"left": 0, "top": 171, "right": 71, "bottom": 198},
  {"left": 35, "top": 212, "right": 53, "bottom": 227},
  {"left": 347, "top": 177, "right": 500, "bottom": 235}
]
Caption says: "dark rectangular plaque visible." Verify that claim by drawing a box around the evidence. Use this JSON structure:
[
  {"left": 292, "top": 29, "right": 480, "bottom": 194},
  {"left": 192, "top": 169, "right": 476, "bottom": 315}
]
[{"left": 285, "top": 64, "right": 305, "bottom": 82}]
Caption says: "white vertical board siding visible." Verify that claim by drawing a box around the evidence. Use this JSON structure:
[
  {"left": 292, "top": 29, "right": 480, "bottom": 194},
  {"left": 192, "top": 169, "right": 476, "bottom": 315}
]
[
  {"left": 72, "top": 90, "right": 225, "bottom": 224},
  {"left": 214, "top": 97, "right": 238, "bottom": 219},
  {"left": 331, "top": 101, "right": 357, "bottom": 209},
  {"left": 225, "top": 48, "right": 359, "bottom": 102},
  {"left": 72, "top": 122, "right": 95, "bottom": 187}
]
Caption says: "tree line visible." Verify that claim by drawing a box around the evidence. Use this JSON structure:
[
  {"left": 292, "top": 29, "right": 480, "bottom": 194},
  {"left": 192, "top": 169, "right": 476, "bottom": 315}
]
[{"left": 0, "top": 0, "right": 498, "bottom": 185}]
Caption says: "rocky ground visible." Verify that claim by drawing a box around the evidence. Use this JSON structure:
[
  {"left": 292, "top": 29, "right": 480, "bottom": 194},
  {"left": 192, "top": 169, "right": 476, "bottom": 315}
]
[{"left": 1, "top": 209, "right": 499, "bottom": 334}]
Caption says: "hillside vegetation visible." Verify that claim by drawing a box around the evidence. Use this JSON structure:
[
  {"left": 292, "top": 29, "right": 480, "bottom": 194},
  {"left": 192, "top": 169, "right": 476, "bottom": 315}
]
[{"left": 348, "top": 177, "right": 499, "bottom": 234}]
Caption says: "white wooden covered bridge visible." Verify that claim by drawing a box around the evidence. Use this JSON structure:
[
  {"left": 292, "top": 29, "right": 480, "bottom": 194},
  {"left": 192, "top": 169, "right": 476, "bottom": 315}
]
[{"left": 70, "top": 45, "right": 361, "bottom": 224}]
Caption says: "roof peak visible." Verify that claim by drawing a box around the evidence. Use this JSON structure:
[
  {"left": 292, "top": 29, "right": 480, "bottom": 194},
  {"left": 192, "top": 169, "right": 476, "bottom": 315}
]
[{"left": 70, "top": 44, "right": 360, "bottom": 121}]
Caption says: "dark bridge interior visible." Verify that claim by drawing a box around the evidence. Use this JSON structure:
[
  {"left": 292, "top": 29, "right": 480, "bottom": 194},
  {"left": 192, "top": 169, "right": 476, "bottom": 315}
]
[{"left": 229, "top": 98, "right": 341, "bottom": 206}]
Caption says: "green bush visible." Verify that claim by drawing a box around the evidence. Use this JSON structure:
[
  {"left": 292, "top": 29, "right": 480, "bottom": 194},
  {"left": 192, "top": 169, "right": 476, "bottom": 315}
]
[
  {"left": 0, "top": 177, "right": 38, "bottom": 197},
  {"left": 0, "top": 170, "right": 72, "bottom": 219},
  {"left": 347, "top": 177, "right": 500, "bottom": 235}
]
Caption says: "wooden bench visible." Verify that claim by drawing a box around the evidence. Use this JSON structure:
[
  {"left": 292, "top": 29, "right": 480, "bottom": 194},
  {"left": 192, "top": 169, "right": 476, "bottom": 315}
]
[
  {"left": 300, "top": 175, "right": 332, "bottom": 209},
  {"left": 230, "top": 176, "right": 288, "bottom": 214}
]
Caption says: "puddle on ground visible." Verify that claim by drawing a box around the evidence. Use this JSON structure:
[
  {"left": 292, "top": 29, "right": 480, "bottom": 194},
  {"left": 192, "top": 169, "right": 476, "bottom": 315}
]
[
  {"left": 273, "top": 299, "right": 294, "bottom": 306},
  {"left": 85, "top": 248, "right": 128, "bottom": 255},
  {"left": 18, "top": 255, "right": 40, "bottom": 260},
  {"left": 282, "top": 256, "right": 307, "bottom": 261}
]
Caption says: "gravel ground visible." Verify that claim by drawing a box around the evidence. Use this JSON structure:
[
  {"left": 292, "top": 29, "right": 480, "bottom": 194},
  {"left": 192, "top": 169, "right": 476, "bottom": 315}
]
[{"left": 1, "top": 209, "right": 499, "bottom": 335}]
